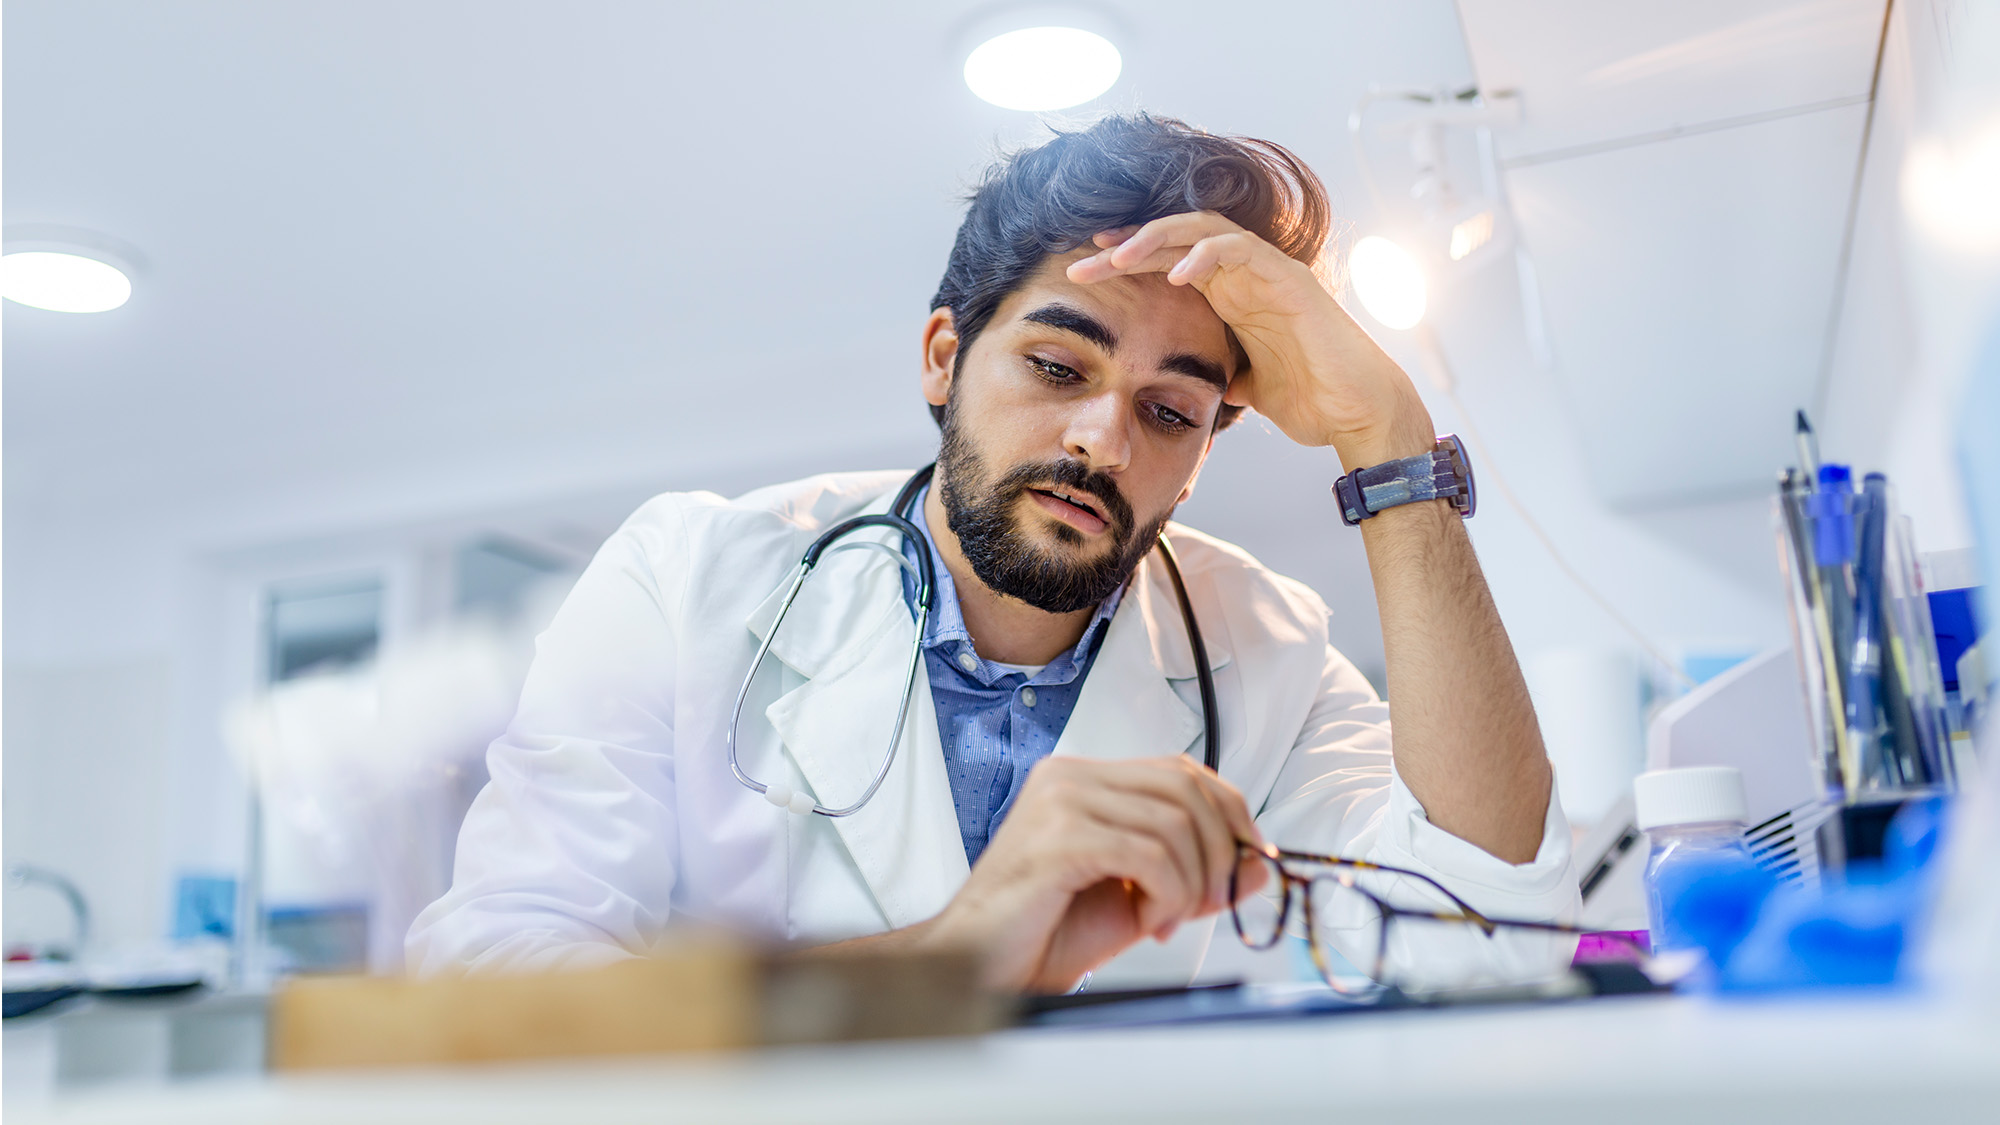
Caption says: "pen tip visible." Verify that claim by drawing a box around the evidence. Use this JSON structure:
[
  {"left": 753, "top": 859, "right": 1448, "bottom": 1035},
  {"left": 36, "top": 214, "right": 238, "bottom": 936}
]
[{"left": 1796, "top": 409, "right": 1813, "bottom": 434}]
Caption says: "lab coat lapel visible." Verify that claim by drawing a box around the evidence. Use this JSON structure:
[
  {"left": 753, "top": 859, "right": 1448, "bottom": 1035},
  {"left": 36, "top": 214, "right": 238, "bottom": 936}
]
[
  {"left": 748, "top": 486, "right": 969, "bottom": 929},
  {"left": 1051, "top": 551, "right": 1207, "bottom": 763}
]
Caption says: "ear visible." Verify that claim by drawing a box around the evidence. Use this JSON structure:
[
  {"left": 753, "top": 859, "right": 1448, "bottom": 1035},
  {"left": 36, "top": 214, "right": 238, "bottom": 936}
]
[
  {"left": 921, "top": 308, "right": 959, "bottom": 409},
  {"left": 1177, "top": 434, "right": 1218, "bottom": 505}
]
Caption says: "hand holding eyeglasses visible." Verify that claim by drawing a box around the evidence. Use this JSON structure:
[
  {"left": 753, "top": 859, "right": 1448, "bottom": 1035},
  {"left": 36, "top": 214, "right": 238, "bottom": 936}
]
[
  {"left": 910, "top": 759, "right": 1621, "bottom": 998},
  {"left": 922, "top": 756, "right": 1272, "bottom": 994}
]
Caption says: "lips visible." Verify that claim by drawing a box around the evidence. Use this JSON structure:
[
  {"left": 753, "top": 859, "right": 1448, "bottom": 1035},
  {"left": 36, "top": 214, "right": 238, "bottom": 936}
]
[{"left": 1027, "top": 486, "right": 1110, "bottom": 534}]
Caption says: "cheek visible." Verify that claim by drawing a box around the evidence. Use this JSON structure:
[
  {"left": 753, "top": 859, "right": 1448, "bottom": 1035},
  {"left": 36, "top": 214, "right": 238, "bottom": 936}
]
[
  {"left": 1129, "top": 441, "right": 1208, "bottom": 515},
  {"left": 964, "top": 373, "right": 1074, "bottom": 449}
]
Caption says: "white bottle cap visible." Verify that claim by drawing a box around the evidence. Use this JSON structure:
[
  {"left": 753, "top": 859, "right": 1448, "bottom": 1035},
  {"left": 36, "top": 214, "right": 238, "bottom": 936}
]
[{"left": 1633, "top": 766, "right": 1748, "bottom": 830}]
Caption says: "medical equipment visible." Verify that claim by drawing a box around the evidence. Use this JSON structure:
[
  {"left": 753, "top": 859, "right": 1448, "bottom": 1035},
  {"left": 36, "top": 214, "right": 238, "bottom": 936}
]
[{"left": 727, "top": 463, "right": 1219, "bottom": 817}]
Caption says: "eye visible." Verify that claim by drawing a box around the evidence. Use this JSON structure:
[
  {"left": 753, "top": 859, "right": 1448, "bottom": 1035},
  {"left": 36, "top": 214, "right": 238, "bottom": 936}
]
[
  {"left": 1027, "top": 355, "right": 1082, "bottom": 384},
  {"left": 1147, "top": 403, "right": 1198, "bottom": 434}
]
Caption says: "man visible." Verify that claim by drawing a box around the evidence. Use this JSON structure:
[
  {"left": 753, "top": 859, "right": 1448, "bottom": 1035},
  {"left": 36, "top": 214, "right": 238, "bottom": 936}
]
[{"left": 408, "top": 115, "right": 1576, "bottom": 992}]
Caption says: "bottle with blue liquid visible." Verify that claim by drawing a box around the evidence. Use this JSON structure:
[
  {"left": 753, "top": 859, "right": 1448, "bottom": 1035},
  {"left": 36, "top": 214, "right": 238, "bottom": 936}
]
[{"left": 1634, "top": 766, "right": 1760, "bottom": 955}]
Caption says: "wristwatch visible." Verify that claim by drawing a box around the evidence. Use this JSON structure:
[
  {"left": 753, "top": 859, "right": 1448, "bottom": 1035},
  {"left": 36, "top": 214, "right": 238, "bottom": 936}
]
[{"left": 1332, "top": 434, "right": 1476, "bottom": 527}]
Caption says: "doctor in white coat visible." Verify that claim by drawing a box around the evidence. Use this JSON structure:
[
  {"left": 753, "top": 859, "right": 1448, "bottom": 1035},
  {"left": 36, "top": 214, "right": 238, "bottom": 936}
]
[{"left": 409, "top": 115, "right": 1578, "bottom": 993}]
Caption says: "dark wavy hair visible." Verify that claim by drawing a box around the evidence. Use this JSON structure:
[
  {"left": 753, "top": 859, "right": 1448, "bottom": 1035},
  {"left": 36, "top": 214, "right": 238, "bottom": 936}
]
[{"left": 930, "top": 113, "right": 1331, "bottom": 432}]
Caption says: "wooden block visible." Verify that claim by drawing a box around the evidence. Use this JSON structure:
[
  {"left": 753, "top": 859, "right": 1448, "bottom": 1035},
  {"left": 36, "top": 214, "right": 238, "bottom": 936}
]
[
  {"left": 760, "top": 948, "right": 1007, "bottom": 1044},
  {"left": 271, "top": 943, "right": 1004, "bottom": 1071},
  {"left": 272, "top": 944, "right": 758, "bottom": 1070}
]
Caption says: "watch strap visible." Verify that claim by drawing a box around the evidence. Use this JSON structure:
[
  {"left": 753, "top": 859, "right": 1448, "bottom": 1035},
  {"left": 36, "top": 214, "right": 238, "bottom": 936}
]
[{"left": 1333, "top": 435, "right": 1475, "bottom": 526}]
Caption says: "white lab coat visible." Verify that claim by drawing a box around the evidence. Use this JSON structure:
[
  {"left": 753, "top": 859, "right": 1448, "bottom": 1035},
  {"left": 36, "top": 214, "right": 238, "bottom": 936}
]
[{"left": 408, "top": 470, "right": 1579, "bottom": 986}]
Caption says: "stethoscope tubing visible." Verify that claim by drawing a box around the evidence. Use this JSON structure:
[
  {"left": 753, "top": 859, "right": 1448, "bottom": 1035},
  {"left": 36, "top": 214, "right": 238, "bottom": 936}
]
[{"left": 727, "top": 463, "right": 1218, "bottom": 818}]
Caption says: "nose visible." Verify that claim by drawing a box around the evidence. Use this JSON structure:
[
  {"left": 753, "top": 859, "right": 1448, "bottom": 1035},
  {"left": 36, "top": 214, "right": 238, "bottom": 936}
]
[{"left": 1061, "top": 389, "right": 1131, "bottom": 475}]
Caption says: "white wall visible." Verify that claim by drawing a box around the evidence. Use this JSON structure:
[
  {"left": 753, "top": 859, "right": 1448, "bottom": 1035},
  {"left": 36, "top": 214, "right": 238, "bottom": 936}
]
[
  {"left": 1821, "top": 0, "right": 1977, "bottom": 555},
  {"left": 2, "top": 659, "right": 174, "bottom": 952}
]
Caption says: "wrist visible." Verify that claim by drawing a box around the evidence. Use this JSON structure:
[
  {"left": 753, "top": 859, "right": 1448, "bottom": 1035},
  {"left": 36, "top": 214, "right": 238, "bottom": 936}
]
[{"left": 1331, "top": 402, "right": 1436, "bottom": 473}]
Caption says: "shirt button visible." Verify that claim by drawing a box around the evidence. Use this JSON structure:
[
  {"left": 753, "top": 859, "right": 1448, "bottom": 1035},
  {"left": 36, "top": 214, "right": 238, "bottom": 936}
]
[
  {"left": 957, "top": 651, "right": 978, "bottom": 673},
  {"left": 1020, "top": 687, "right": 1038, "bottom": 708}
]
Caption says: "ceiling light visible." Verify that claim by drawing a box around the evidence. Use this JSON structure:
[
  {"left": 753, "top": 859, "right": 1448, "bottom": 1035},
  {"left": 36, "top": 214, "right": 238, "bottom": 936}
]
[
  {"left": 964, "top": 26, "right": 1121, "bottom": 111},
  {"left": 1448, "top": 210, "right": 1496, "bottom": 262},
  {"left": 1349, "top": 236, "right": 1427, "bottom": 330},
  {"left": 3, "top": 251, "right": 132, "bottom": 313},
  {"left": 1903, "top": 117, "right": 2000, "bottom": 254}
]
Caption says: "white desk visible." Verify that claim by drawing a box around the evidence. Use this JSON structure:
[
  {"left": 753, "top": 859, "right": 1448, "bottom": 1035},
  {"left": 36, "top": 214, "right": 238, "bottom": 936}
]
[{"left": 10, "top": 991, "right": 1998, "bottom": 1124}]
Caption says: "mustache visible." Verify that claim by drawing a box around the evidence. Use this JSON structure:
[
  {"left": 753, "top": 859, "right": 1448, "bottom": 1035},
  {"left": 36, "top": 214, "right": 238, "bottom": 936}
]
[{"left": 993, "top": 458, "right": 1133, "bottom": 532}]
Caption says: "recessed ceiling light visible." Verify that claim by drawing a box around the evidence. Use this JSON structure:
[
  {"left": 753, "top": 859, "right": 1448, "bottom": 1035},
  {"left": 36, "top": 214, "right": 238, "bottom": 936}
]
[
  {"left": 2, "top": 250, "right": 134, "bottom": 313},
  {"left": 3, "top": 226, "right": 144, "bottom": 315},
  {"left": 1349, "top": 236, "right": 1427, "bottom": 331},
  {"left": 964, "top": 26, "right": 1121, "bottom": 112}
]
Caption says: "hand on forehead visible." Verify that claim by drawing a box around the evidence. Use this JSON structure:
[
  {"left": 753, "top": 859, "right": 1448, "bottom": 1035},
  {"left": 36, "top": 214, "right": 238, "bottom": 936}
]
[{"left": 991, "top": 249, "right": 1240, "bottom": 389}]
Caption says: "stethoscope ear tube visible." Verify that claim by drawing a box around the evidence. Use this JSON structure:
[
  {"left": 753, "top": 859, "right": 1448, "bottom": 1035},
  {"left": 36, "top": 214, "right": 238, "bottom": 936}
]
[{"left": 1153, "top": 535, "right": 1220, "bottom": 773}]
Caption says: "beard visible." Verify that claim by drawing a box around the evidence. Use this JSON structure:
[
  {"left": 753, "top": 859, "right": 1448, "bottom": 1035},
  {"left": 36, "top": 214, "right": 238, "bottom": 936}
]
[{"left": 936, "top": 403, "right": 1173, "bottom": 615}]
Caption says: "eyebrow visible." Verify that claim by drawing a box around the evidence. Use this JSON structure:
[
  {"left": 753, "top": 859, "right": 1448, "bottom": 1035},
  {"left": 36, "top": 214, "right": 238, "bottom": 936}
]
[
  {"left": 1021, "top": 302, "right": 1117, "bottom": 352},
  {"left": 1019, "top": 302, "right": 1230, "bottom": 393},
  {"left": 1161, "top": 352, "right": 1229, "bottom": 394}
]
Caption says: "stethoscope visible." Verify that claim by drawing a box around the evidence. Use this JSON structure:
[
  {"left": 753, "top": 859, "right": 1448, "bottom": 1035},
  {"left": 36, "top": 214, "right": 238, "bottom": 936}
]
[{"left": 727, "top": 463, "right": 1219, "bottom": 817}]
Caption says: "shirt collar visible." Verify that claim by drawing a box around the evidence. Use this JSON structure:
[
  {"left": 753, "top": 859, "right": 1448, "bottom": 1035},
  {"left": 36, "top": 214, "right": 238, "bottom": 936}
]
[{"left": 903, "top": 484, "right": 1124, "bottom": 681}]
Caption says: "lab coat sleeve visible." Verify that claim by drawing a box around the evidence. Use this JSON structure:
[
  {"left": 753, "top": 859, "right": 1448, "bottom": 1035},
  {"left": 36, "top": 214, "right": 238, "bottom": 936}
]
[
  {"left": 1252, "top": 643, "right": 1580, "bottom": 985},
  {"left": 405, "top": 500, "right": 688, "bottom": 976}
]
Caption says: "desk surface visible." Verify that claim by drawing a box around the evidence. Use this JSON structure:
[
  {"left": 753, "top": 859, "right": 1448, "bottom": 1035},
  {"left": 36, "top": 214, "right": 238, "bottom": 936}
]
[{"left": 13, "top": 991, "right": 2000, "bottom": 1125}]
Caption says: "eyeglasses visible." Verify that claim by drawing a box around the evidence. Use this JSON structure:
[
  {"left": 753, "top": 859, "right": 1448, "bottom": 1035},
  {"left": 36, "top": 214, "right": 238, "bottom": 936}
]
[{"left": 1230, "top": 842, "right": 1643, "bottom": 997}]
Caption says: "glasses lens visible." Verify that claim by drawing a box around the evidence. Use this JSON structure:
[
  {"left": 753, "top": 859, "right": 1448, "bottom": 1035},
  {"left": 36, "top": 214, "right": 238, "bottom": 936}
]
[
  {"left": 1231, "top": 849, "right": 1287, "bottom": 949},
  {"left": 1313, "top": 865, "right": 1579, "bottom": 993},
  {"left": 1305, "top": 876, "right": 1390, "bottom": 992}
]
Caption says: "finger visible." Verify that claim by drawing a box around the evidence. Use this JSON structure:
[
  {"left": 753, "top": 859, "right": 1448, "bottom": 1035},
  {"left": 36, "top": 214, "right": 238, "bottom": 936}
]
[
  {"left": 1231, "top": 848, "right": 1273, "bottom": 904},
  {"left": 1100, "top": 828, "right": 1197, "bottom": 938},
  {"left": 1166, "top": 232, "right": 1265, "bottom": 287},
  {"left": 1222, "top": 367, "right": 1257, "bottom": 408},
  {"left": 1071, "top": 232, "right": 1268, "bottom": 289},
  {"left": 1047, "top": 793, "right": 1201, "bottom": 938},
  {"left": 1108, "top": 211, "right": 1246, "bottom": 269},
  {"left": 1068, "top": 245, "right": 1187, "bottom": 284},
  {"left": 1161, "top": 756, "right": 1265, "bottom": 850},
  {"left": 1074, "top": 786, "right": 1211, "bottom": 921},
  {"left": 1181, "top": 766, "right": 1252, "bottom": 909},
  {"left": 1085, "top": 759, "right": 1248, "bottom": 911},
  {"left": 1129, "top": 762, "right": 1234, "bottom": 912},
  {"left": 1091, "top": 225, "right": 1140, "bottom": 249}
]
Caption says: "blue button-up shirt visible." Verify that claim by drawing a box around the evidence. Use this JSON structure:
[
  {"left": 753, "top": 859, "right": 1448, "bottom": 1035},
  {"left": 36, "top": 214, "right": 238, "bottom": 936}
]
[{"left": 902, "top": 487, "right": 1122, "bottom": 864}]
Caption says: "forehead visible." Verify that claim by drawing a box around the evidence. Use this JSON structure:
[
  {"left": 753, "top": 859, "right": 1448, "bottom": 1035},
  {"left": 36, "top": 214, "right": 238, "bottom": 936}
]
[{"left": 986, "top": 249, "right": 1235, "bottom": 368}]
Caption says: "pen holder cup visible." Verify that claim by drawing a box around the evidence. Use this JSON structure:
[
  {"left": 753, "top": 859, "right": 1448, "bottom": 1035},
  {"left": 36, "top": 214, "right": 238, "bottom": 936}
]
[{"left": 1774, "top": 480, "right": 1953, "bottom": 809}]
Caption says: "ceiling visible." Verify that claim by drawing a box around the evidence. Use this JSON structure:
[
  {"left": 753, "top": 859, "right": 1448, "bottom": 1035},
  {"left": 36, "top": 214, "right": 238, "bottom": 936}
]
[
  {"left": 3, "top": 0, "right": 1887, "bottom": 673},
  {"left": 1458, "top": 0, "right": 1890, "bottom": 503},
  {"left": 2, "top": 0, "right": 1473, "bottom": 540}
]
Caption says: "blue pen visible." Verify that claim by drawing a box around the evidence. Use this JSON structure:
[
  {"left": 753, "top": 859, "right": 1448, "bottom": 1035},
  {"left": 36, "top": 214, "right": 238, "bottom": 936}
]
[
  {"left": 1812, "top": 464, "right": 1859, "bottom": 795},
  {"left": 1813, "top": 467, "right": 1858, "bottom": 674},
  {"left": 1846, "top": 474, "right": 1888, "bottom": 791}
]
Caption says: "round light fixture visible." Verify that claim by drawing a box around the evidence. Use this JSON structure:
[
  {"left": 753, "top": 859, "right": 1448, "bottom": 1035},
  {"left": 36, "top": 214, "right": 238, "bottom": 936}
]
[
  {"left": 1349, "top": 235, "right": 1426, "bottom": 330},
  {"left": 3, "top": 249, "right": 133, "bottom": 313},
  {"left": 964, "top": 26, "right": 1121, "bottom": 111}
]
